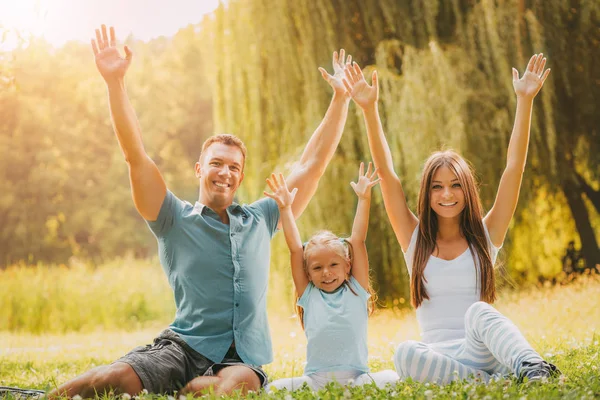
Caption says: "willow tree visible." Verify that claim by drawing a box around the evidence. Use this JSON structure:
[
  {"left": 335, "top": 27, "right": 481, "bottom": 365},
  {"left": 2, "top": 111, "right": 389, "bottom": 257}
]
[{"left": 203, "top": 0, "right": 599, "bottom": 308}]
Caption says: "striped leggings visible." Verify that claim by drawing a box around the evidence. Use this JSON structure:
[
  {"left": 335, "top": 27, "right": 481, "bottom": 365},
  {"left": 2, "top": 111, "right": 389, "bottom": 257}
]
[{"left": 394, "top": 302, "right": 543, "bottom": 384}]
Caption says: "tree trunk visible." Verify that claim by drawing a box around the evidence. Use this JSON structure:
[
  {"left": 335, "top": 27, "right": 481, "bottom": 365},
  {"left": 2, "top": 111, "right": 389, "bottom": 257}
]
[
  {"left": 561, "top": 177, "right": 600, "bottom": 269},
  {"left": 575, "top": 170, "right": 600, "bottom": 213}
]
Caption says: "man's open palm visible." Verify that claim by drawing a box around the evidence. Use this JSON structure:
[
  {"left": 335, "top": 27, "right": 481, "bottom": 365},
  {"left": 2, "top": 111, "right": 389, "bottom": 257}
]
[{"left": 92, "top": 25, "right": 132, "bottom": 83}]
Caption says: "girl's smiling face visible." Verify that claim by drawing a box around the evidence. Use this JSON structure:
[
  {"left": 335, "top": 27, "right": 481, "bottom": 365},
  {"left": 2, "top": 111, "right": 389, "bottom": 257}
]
[{"left": 305, "top": 245, "right": 351, "bottom": 292}]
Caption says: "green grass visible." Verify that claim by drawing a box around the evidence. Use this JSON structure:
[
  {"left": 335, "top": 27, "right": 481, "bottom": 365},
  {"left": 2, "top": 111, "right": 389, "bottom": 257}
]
[
  {"left": 1, "top": 268, "right": 599, "bottom": 399},
  {"left": 1, "top": 340, "right": 599, "bottom": 399}
]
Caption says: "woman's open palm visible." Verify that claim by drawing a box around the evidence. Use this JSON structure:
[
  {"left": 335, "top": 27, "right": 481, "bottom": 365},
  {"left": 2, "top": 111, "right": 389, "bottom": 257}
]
[
  {"left": 513, "top": 53, "right": 550, "bottom": 100},
  {"left": 343, "top": 62, "right": 379, "bottom": 109}
]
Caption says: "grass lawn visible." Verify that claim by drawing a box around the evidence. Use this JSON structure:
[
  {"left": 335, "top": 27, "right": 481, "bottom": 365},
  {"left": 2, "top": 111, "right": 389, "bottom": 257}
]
[{"left": 1, "top": 273, "right": 599, "bottom": 399}]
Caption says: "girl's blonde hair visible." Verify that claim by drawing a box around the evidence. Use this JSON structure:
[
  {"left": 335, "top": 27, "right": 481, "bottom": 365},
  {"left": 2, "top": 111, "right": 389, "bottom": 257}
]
[
  {"left": 297, "top": 230, "right": 377, "bottom": 329},
  {"left": 411, "top": 150, "right": 496, "bottom": 308}
]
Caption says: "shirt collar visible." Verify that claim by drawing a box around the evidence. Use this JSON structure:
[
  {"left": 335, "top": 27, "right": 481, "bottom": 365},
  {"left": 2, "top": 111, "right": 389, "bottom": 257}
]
[{"left": 194, "top": 201, "right": 248, "bottom": 218}]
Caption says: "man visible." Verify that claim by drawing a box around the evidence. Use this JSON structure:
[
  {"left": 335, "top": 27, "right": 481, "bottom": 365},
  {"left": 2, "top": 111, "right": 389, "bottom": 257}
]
[{"left": 50, "top": 25, "right": 352, "bottom": 397}]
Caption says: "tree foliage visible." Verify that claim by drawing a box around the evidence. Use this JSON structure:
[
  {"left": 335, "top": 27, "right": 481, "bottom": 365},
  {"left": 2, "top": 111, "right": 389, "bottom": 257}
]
[{"left": 0, "top": 27, "right": 214, "bottom": 265}]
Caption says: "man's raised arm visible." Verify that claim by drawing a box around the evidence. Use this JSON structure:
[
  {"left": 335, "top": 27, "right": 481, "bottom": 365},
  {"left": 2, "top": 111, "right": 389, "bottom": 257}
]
[
  {"left": 92, "top": 25, "right": 166, "bottom": 221},
  {"left": 283, "top": 50, "right": 352, "bottom": 224}
]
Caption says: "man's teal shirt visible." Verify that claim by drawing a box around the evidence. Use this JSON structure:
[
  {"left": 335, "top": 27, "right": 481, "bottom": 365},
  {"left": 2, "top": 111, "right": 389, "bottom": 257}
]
[{"left": 147, "top": 190, "right": 280, "bottom": 366}]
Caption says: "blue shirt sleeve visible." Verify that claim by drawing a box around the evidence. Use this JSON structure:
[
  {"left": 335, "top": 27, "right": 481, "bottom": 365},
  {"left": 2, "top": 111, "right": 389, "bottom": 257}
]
[
  {"left": 349, "top": 276, "right": 371, "bottom": 302},
  {"left": 146, "top": 190, "right": 182, "bottom": 237},
  {"left": 250, "top": 197, "right": 280, "bottom": 237},
  {"left": 297, "top": 282, "right": 315, "bottom": 309}
]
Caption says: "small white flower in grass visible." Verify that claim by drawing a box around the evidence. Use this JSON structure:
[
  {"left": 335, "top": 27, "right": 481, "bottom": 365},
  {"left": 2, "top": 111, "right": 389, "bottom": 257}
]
[
  {"left": 483, "top": 395, "right": 492, "bottom": 400},
  {"left": 167, "top": 396, "right": 175, "bottom": 400},
  {"left": 141, "top": 389, "right": 148, "bottom": 395},
  {"left": 424, "top": 389, "right": 433, "bottom": 400},
  {"left": 73, "top": 395, "right": 82, "bottom": 400},
  {"left": 453, "top": 370, "right": 459, "bottom": 376},
  {"left": 347, "top": 379, "right": 355, "bottom": 385},
  {"left": 284, "top": 395, "right": 293, "bottom": 400},
  {"left": 592, "top": 365, "right": 598, "bottom": 370},
  {"left": 179, "top": 395, "right": 186, "bottom": 400},
  {"left": 122, "top": 394, "right": 131, "bottom": 400},
  {"left": 558, "top": 375, "right": 567, "bottom": 385}
]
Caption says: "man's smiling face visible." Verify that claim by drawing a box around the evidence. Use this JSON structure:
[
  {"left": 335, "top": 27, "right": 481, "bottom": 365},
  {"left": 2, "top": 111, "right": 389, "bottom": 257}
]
[{"left": 195, "top": 142, "right": 245, "bottom": 209}]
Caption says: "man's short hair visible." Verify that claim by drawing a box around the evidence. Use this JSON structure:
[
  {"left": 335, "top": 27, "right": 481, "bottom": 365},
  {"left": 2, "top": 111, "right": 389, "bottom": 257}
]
[{"left": 199, "top": 134, "right": 247, "bottom": 168}]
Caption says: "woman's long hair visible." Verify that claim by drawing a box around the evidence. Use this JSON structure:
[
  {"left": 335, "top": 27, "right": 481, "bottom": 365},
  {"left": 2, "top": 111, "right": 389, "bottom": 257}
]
[
  {"left": 296, "top": 231, "right": 377, "bottom": 329},
  {"left": 411, "top": 150, "right": 496, "bottom": 308}
]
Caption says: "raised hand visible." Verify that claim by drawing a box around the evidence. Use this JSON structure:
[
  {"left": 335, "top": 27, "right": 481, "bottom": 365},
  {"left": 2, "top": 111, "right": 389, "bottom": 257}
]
[
  {"left": 343, "top": 62, "right": 379, "bottom": 109},
  {"left": 350, "top": 162, "right": 380, "bottom": 200},
  {"left": 91, "top": 25, "right": 132, "bottom": 83},
  {"left": 512, "top": 53, "right": 550, "bottom": 100},
  {"left": 264, "top": 173, "right": 298, "bottom": 209},
  {"left": 319, "top": 49, "right": 352, "bottom": 97}
]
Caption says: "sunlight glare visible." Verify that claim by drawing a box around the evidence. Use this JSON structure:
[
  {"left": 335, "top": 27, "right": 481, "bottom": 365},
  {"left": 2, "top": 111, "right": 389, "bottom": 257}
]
[
  {"left": 0, "top": 0, "right": 50, "bottom": 50},
  {"left": 0, "top": 0, "right": 220, "bottom": 50}
]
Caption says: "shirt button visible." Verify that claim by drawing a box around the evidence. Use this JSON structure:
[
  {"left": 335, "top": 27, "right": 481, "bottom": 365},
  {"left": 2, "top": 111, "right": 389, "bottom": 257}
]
[
  {"left": 230, "top": 232, "right": 235, "bottom": 237},
  {"left": 235, "top": 303, "right": 239, "bottom": 307}
]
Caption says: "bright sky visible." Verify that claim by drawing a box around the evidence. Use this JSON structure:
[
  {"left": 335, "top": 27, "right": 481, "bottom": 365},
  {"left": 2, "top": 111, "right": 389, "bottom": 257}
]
[{"left": 0, "top": 0, "right": 220, "bottom": 50}]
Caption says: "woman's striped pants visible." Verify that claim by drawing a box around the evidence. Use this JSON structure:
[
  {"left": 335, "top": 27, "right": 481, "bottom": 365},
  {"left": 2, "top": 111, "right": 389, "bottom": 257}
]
[{"left": 394, "top": 301, "right": 544, "bottom": 384}]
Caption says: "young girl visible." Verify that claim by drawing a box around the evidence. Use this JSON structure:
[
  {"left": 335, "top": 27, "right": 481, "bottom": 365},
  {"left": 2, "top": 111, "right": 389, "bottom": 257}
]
[
  {"left": 342, "top": 54, "right": 559, "bottom": 384},
  {"left": 264, "top": 164, "right": 399, "bottom": 391}
]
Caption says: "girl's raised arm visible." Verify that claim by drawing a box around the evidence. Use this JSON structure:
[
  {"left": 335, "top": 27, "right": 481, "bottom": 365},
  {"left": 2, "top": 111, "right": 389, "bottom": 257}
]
[
  {"left": 264, "top": 174, "right": 310, "bottom": 297},
  {"left": 349, "top": 162, "right": 380, "bottom": 290},
  {"left": 344, "top": 63, "right": 418, "bottom": 251},
  {"left": 484, "top": 54, "right": 551, "bottom": 247}
]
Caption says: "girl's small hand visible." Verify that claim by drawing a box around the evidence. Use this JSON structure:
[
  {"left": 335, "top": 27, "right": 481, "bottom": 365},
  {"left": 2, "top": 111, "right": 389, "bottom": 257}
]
[
  {"left": 319, "top": 49, "right": 352, "bottom": 98},
  {"left": 350, "top": 162, "right": 380, "bottom": 200},
  {"left": 264, "top": 173, "right": 298, "bottom": 209},
  {"left": 513, "top": 53, "right": 551, "bottom": 100},
  {"left": 342, "top": 62, "right": 379, "bottom": 109}
]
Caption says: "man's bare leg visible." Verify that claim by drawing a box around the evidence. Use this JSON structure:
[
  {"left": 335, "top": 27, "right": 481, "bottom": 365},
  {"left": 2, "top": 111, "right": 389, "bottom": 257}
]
[
  {"left": 180, "top": 365, "right": 261, "bottom": 397},
  {"left": 48, "top": 362, "right": 143, "bottom": 399}
]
